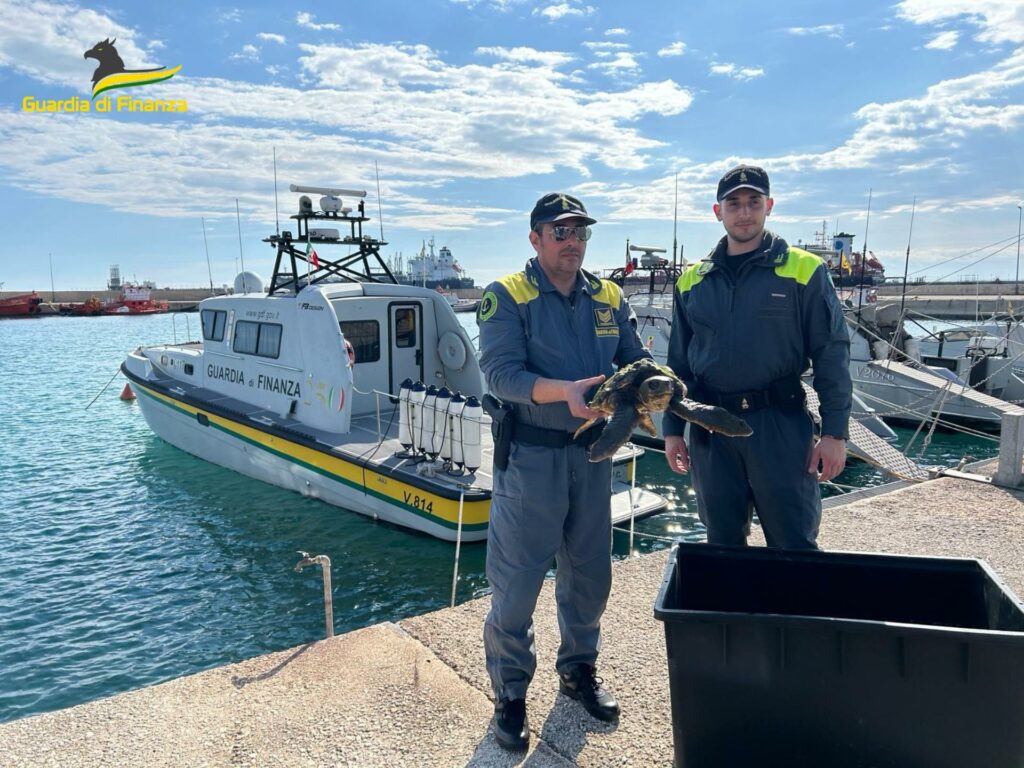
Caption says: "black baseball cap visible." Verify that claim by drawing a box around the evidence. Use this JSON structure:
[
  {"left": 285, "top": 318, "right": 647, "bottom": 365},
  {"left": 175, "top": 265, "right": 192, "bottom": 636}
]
[
  {"left": 717, "top": 165, "right": 770, "bottom": 201},
  {"left": 530, "top": 192, "right": 597, "bottom": 230}
]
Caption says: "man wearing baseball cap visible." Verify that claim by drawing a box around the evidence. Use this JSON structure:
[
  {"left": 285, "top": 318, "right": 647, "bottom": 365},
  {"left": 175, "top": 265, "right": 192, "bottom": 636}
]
[
  {"left": 477, "top": 192, "right": 650, "bottom": 750},
  {"left": 663, "top": 164, "right": 851, "bottom": 549}
]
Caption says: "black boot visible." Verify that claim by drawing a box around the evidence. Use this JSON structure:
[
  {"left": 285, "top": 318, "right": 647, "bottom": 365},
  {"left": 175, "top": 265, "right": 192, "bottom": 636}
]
[
  {"left": 559, "top": 664, "right": 620, "bottom": 722},
  {"left": 492, "top": 697, "right": 529, "bottom": 751}
]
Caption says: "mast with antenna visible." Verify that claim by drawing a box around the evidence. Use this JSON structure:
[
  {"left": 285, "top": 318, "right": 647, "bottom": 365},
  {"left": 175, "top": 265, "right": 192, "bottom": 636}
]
[
  {"left": 273, "top": 146, "right": 280, "bottom": 237},
  {"left": 375, "top": 161, "right": 385, "bottom": 242},
  {"left": 235, "top": 198, "right": 247, "bottom": 279},
  {"left": 202, "top": 217, "right": 214, "bottom": 296},
  {"left": 899, "top": 196, "right": 916, "bottom": 318},
  {"left": 856, "top": 188, "right": 872, "bottom": 314},
  {"left": 672, "top": 172, "right": 679, "bottom": 270}
]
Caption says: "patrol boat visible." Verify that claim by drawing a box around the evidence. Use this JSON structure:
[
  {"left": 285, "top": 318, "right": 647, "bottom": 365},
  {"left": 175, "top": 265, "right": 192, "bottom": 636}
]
[{"left": 122, "top": 184, "right": 666, "bottom": 541}]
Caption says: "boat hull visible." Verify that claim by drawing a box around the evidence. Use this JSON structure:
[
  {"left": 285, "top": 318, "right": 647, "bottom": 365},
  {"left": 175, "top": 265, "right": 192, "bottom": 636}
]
[
  {"left": 129, "top": 378, "right": 490, "bottom": 542},
  {"left": 0, "top": 292, "right": 43, "bottom": 317}
]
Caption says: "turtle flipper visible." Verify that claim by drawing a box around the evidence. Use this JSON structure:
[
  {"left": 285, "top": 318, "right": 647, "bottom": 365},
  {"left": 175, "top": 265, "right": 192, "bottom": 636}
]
[
  {"left": 588, "top": 406, "right": 642, "bottom": 463},
  {"left": 669, "top": 396, "right": 752, "bottom": 437},
  {"left": 637, "top": 413, "right": 658, "bottom": 437}
]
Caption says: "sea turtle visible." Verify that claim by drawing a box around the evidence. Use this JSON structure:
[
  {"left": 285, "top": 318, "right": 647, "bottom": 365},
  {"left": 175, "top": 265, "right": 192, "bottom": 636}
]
[{"left": 575, "top": 358, "right": 753, "bottom": 462}]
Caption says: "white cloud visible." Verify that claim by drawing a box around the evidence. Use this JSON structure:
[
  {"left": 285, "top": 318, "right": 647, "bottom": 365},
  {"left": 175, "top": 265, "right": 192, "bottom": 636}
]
[
  {"left": 0, "top": 38, "right": 696, "bottom": 229},
  {"left": 0, "top": 1, "right": 156, "bottom": 91},
  {"left": 218, "top": 8, "right": 241, "bottom": 23},
  {"left": 148, "top": 39, "right": 166, "bottom": 51},
  {"left": 476, "top": 46, "right": 573, "bottom": 67},
  {"left": 739, "top": 47, "right": 1024, "bottom": 173},
  {"left": 925, "top": 30, "right": 960, "bottom": 49},
  {"left": 709, "top": 62, "right": 765, "bottom": 81},
  {"left": 583, "top": 41, "right": 630, "bottom": 51},
  {"left": 897, "top": 0, "right": 1024, "bottom": 44},
  {"left": 657, "top": 41, "right": 686, "bottom": 57},
  {"left": 575, "top": 45, "right": 1024, "bottom": 225},
  {"left": 588, "top": 52, "right": 641, "bottom": 73},
  {"left": 534, "top": 4, "right": 594, "bottom": 20},
  {"left": 258, "top": 33, "right": 286, "bottom": 45},
  {"left": 296, "top": 12, "right": 341, "bottom": 31},
  {"left": 786, "top": 24, "right": 844, "bottom": 38},
  {"left": 230, "top": 44, "right": 260, "bottom": 62},
  {"left": 604, "top": 28, "right": 628, "bottom": 36}
]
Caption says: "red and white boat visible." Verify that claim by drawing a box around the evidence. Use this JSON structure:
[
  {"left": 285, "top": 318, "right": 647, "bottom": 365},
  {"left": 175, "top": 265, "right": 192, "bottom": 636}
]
[
  {"left": 101, "top": 284, "right": 169, "bottom": 315},
  {"left": 0, "top": 291, "right": 44, "bottom": 317}
]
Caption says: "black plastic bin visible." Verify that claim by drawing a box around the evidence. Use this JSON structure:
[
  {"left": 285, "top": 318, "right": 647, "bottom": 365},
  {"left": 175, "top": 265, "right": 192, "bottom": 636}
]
[{"left": 653, "top": 543, "right": 1024, "bottom": 768}]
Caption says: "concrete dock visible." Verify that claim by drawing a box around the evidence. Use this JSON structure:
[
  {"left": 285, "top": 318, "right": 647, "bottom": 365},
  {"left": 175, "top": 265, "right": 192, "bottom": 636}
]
[{"left": 1, "top": 467, "right": 1022, "bottom": 767}]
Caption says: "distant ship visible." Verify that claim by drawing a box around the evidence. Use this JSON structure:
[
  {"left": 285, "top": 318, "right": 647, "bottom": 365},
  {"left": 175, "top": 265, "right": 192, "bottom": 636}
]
[
  {"left": 388, "top": 237, "right": 475, "bottom": 289},
  {"left": 0, "top": 291, "right": 43, "bottom": 318},
  {"left": 795, "top": 222, "right": 886, "bottom": 287}
]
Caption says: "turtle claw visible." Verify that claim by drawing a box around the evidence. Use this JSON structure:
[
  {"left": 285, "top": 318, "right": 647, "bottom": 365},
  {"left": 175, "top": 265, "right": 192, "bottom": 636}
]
[
  {"left": 669, "top": 396, "right": 752, "bottom": 437},
  {"left": 574, "top": 416, "right": 603, "bottom": 440}
]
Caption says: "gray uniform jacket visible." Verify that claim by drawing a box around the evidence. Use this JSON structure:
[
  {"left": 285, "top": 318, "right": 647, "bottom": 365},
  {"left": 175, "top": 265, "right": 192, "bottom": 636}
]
[
  {"left": 479, "top": 257, "right": 650, "bottom": 433},
  {"left": 663, "top": 231, "right": 852, "bottom": 439}
]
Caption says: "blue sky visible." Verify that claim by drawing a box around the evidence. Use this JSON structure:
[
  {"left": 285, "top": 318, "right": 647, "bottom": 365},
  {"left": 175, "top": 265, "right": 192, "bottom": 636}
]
[{"left": 1, "top": 0, "right": 1022, "bottom": 291}]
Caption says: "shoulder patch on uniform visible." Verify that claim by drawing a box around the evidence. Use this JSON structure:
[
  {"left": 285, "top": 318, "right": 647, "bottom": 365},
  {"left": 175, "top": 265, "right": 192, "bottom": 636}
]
[
  {"left": 775, "top": 247, "right": 824, "bottom": 286},
  {"left": 591, "top": 278, "right": 623, "bottom": 310},
  {"left": 496, "top": 272, "right": 540, "bottom": 305},
  {"left": 477, "top": 290, "right": 499, "bottom": 322}
]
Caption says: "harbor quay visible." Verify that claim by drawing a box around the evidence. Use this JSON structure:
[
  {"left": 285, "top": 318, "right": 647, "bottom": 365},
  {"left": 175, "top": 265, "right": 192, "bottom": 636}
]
[{"left": 0, "top": 466, "right": 1021, "bottom": 767}]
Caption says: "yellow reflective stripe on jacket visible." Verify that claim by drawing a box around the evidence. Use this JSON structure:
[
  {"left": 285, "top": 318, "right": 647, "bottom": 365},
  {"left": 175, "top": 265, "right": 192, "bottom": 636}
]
[
  {"left": 591, "top": 279, "right": 623, "bottom": 310},
  {"left": 497, "top": 272, "right": 540, "bottom": 304},
  {"left": 775, "top": 247, "right": 823, "bottom": 286},
  {"left": 675, "top": 262, "right": 708, "bottom": 294}
]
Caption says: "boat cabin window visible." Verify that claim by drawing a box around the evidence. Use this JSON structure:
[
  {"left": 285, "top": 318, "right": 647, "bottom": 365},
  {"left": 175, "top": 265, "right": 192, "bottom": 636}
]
[
  {"left": 201, "top": 309, "right": 227, "bottom": 342},
  {"left": 233, "top": 320, "right": 282, "bottom": 359},
  {"left": 339, "top": 320, "right": 380, "bottom": 363},
  {"left": 395, "top": 308, "right": 416, "bottom": 348}
]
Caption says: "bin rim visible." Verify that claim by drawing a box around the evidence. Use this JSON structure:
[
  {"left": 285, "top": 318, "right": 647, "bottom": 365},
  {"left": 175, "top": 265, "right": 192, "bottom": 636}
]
[{"left": 652, "top": 542, "right": 1024, "bottom": 643}]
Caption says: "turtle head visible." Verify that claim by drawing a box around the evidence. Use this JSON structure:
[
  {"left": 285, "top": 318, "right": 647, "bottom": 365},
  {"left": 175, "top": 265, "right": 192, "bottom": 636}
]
[{"left": 637, "top": 375, "right": 675, "bottom": 412}]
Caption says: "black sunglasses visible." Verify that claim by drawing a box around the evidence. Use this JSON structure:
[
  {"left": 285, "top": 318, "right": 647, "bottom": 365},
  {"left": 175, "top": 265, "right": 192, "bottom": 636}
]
[{"left": 545, "top": 225, "right": 592, "bottom": 242}]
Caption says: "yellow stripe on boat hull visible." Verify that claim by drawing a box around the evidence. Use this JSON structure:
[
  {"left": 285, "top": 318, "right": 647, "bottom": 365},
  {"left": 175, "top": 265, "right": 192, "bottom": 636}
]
[{"left": 133, "top": 382, "right": 489, "bottom": 532}]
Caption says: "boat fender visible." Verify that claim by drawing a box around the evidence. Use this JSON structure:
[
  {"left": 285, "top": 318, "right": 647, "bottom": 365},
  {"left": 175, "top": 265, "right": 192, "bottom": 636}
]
[
  {"left": 421, "top": 385, "right": 439, "bottom": 457},
  {"left": 462, "top": 396, "right": 483, "bottom": 473},
  {"left": 398, "top": 379, "right": 414, "bottom": 450},
  {"left": 409, "top": 381, "right": 426, "bottom": 455},
  {"left": 449, "top": 392, "right": 467, "bottom": 467},
  {"left": 434, "top": 387, "right": 452, "bottom": 459},
  {"left": 438, "top": 330, "right": 468, "bottom": 371}
]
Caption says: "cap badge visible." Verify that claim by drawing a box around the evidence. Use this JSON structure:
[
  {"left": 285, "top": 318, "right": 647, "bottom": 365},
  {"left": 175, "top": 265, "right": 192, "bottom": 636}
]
[
  {"left": 739, "top": 171, "right": 748, "bottom": 182},
  {"left": 741, "top": 397, "right": 749, "bottom": 410}
]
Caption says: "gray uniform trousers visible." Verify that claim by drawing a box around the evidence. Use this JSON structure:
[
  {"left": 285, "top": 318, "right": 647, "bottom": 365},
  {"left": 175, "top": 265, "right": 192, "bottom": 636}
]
[
  {"left": 689, "top": 406, "right": 821, "bottom": 549},
  {"left": 484, "top": 440, "right": 613, "bottom": 701}
]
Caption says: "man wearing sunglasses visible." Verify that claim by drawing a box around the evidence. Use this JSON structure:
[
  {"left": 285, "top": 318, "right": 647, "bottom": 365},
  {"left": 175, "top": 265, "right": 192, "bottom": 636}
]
[
  {"left": 663, "top": 165, "right": 851, "bottom": 549},
  {"left": 478, "top": 192, "right": 650, "bottom": 750}
]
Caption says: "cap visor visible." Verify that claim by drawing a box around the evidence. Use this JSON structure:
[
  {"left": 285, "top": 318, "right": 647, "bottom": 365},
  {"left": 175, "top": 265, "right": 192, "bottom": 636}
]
[
  {"left": 718, "top": 183, "right": 769, "bottom": 201},
  {"left": 542, "top": 211, "right": 598, "bottom": 225}
]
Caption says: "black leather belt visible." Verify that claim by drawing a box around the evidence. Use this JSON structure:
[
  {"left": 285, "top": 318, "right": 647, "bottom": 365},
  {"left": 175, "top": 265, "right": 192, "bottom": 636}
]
[
  {"left": 696, "top": 388, "right": 773, "bottom": 412},
  {"left": 513, "top": 420, "right": 601, "bottom": 448}
]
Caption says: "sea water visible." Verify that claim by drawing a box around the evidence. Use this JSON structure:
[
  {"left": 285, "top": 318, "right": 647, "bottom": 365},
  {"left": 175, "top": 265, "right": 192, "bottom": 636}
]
[{"left": 0, "top": 313, "right": 997, "bottom": 724}]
